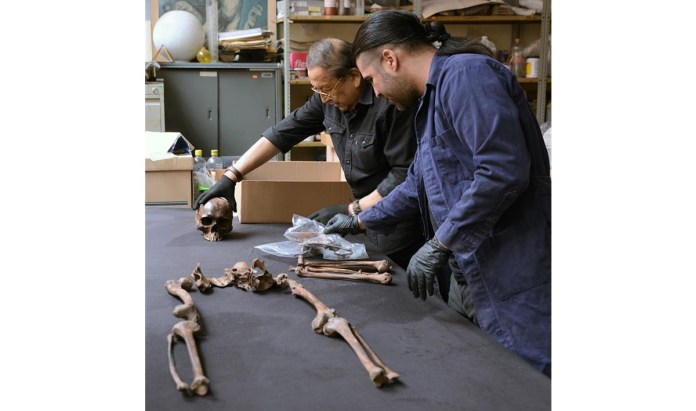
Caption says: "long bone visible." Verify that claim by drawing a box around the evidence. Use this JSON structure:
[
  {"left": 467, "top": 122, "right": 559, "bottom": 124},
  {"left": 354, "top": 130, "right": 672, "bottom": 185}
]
[
  {"left": 324, "top": 317, "right": 390, "bottom": 387},
  {"left": 303, "top": 266, "right": 378, "bottom": 275},
  {"left": 349, "top": 324, "right": 400, "bottom": 382},
  {"left": 299, "top": 256, "right": 392, "bottom": 273},
  {"left": 279, "top": 276, "right": 397, "bottom": 387},
  {"left": 167, "top": 333, "right": 190, "bottom": 392},
  {"left": 165, "top": 277, "right": 199, "bottom": 322},
  {"left": 282, "top": 276, "right": 337, "bottom": 332},
  {"left": 165, "top": 277, "right": 209, "bottom": 395},
  {"left": 292, "top": 266, "right": 392, "bottom": 285},
  {"left": 167, "top": 320, "right": 210, "bottom": 396}
]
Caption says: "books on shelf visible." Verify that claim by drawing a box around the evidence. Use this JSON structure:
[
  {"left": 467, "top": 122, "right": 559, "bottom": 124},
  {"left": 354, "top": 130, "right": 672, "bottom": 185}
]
[
  {"left": 219, "top": 28, "right": 272, "bottom": 42},
  {"left": 219, "top": 28, "right": 273, "bottom": 52}
]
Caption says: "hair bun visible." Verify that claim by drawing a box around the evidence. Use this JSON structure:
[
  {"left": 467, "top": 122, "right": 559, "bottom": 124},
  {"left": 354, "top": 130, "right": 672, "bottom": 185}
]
[{"left": 424, "top": 21, "right": 450, "bottom": 43}]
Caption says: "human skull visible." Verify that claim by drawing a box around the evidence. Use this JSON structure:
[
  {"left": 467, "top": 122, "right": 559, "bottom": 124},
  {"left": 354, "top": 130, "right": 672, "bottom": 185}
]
[{"left": 194, "top": 197, "right": 233, "bottom": 241}]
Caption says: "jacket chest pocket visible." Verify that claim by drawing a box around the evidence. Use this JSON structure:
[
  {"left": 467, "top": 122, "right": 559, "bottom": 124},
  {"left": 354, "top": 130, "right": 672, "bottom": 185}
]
[
  {"left": 352, "top": 133, "right": 379, "bottom": 172},
  {"left": 428, "top": 129, "right": 470, "bottom": 184},
  {"left": 323, "top": 118, "right": 346, "bottom": 137},
  {"left": 323, "top": 119, "right": 347, "bottom": 163}
]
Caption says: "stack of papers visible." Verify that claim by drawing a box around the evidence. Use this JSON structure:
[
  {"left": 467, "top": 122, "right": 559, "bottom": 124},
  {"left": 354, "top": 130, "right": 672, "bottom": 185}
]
[{"left": 219, "top": 28, "right": 273, "bottom": 51}]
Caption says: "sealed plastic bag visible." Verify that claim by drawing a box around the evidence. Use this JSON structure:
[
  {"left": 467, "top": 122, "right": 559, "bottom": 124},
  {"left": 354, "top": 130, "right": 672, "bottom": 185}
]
[
  {"left": 255, "top": 215, "right": 368, "bottom": 260},
  {"left": 193, "top": 168, "right": 216, "bottom": 192}
]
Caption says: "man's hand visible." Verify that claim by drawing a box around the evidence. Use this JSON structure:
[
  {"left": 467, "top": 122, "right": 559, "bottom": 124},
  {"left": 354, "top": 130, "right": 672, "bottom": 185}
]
[
  {"left": 192, "top": 177, "right": 237, "bottom": 212},
  {"left": 323, "top": 213, "right": 364, "bottom": 235},
  {"left": 308, "top": 204, "right": 349, "bottom": 225},
  {"left": 407, "top": 238, "right": 451, "bottom": 300}
]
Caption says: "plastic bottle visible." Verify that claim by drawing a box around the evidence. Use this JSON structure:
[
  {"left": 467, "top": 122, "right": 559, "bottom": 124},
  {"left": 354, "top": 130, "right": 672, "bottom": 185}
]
[
  {"left": 324, "top": 0, "right": 337, "bottom": 15},
  {"left": 480, "top": 36, "right": 496, "bottom": 55},
  {"left": 355, "top": 0, "right": 364, "bottom": 16},
  {"left": 193, "top": 149, "right": 209, "bottom": 196},
  {"left": 205, "top": 149, "right": 222, "bottom": 181},
  {"left": 338, "top": 0, "right": 351, "bottom": 15},
  {"left": 511, "top": 38, "right": 526, "bottom": 78},
  {"left": 194, "top": 149, "right": 206, "bottom": 171}
]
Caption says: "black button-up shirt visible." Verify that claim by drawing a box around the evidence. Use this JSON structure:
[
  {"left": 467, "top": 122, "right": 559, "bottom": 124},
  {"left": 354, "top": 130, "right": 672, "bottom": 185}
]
[
  {"left": 263, "top": 81, "right": 416, "bottom": 199},
  {"left": 262, "top": 81, "right": 423, "bottom": 254}
]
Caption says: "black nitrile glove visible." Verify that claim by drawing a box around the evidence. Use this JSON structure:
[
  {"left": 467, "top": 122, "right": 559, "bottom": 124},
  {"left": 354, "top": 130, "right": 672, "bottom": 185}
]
[
  {"left": 323, "top": 213, "right": 364, "bottom": 235},
  {"left": 407, "top": 238, "right": 451, "bottom": 300},
  {"left": 308, "top": 204, "right": 349, "bottom": 225},
  {"left": 192, "top": 177, "right": 237, "bottom": 212}
]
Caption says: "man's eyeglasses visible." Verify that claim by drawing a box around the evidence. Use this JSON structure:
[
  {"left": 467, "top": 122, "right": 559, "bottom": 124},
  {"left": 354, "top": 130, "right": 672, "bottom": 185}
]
[{"left": 311, "top": 77, "right": 344, "bottom": 100}]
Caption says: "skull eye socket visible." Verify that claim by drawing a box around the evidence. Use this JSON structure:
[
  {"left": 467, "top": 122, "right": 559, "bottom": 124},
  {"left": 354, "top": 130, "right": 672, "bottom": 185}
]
[
  {"left": 200, "top": 216, "right": 214, "bottom": 226},
  {"left": 217, "top": 218, "right": 231, "bottom": 228}
]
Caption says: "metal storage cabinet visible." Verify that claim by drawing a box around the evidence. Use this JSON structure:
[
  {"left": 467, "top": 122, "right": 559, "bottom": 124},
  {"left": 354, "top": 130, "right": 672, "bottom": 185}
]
[
  {"left": 145, "top": 81, "right": 166, "bottom": 132},
  {"left": 157, "top": 62, "right": 283, "bottom": 157}
]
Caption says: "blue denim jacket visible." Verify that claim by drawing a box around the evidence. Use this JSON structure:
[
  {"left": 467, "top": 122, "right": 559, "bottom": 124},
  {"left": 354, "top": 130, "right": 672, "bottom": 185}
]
[{"left": 360, "top": 53, "right": 551, "bottom": 372}]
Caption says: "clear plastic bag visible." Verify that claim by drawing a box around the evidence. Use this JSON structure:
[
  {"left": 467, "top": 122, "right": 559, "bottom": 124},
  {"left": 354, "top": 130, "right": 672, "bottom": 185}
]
[
  {"left": 255, "top": 214, "right": 368, "bottom": 260},
  {"left": 193, "top": 168, "right": 216, "bottom": 191}
]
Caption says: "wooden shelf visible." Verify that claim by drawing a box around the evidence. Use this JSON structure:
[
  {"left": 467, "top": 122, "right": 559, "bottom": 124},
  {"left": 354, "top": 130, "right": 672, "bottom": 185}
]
[
  {"left": 279, "top": 15, "right": 543, "bottom": 24},
  {"left": 291, "top": 140, "right": 326, "bottom": 161},
  {"left": 295, "top": 141, "right": 325, "bottom": 147},
  {"left": 421, "top": 15, "right": 542, "bottom": 24},
  {"left": 517, "top": 77, "right": 551, "bottom": 84},
  {"left": 279, "top": 15, "right": 367, "bottom": 24}
]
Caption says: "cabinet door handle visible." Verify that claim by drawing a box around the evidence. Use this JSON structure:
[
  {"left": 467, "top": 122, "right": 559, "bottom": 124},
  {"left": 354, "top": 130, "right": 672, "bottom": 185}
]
[
  {"left": 208, "top": 108, "right": 213, "bottom": 121},
  {"left": 265, "top": 107, "right": 270, "bottom": 119}
]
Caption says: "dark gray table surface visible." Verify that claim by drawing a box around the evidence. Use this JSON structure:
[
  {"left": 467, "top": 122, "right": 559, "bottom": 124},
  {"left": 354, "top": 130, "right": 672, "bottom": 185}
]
[{"left": 146, "top": 208, "right": 550, "bottom": 410}]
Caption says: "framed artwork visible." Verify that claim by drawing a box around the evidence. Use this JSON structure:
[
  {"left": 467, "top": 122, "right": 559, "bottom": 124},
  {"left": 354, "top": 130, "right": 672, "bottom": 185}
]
[{"left": 156, "top": 0, "right": 271, "bottom": 32}]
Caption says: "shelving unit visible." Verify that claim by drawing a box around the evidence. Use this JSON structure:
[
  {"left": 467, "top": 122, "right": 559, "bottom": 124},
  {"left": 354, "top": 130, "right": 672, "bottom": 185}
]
[
  {"left": 278, "top": 0, "right": 551, "bottom": 125},
  {"left": 290, "top": 140, "right": 327, "bottom": 161}
]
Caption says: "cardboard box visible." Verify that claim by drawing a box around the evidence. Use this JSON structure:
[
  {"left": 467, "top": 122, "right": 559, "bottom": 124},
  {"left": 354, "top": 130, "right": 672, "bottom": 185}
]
[
  {"left": 145, "top": 132, "right": 194, "bottom": 208},
  {"left": 230, "top": 161, "right": 353, "bottom": 223},
  {"left": 320, "top": 131, "right": 339, "bottom": 162}
]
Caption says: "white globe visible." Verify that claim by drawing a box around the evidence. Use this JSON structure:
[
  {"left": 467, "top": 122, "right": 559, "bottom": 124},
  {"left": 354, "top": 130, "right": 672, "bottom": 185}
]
[{"left": 153, "top": 10, "right": 205, "bottom": 62}]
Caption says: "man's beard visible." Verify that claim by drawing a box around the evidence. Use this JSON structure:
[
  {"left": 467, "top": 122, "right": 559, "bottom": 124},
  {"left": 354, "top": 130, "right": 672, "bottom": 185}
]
[{"left": 381, "top": 71, "right": 421, "bottom": 111}]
